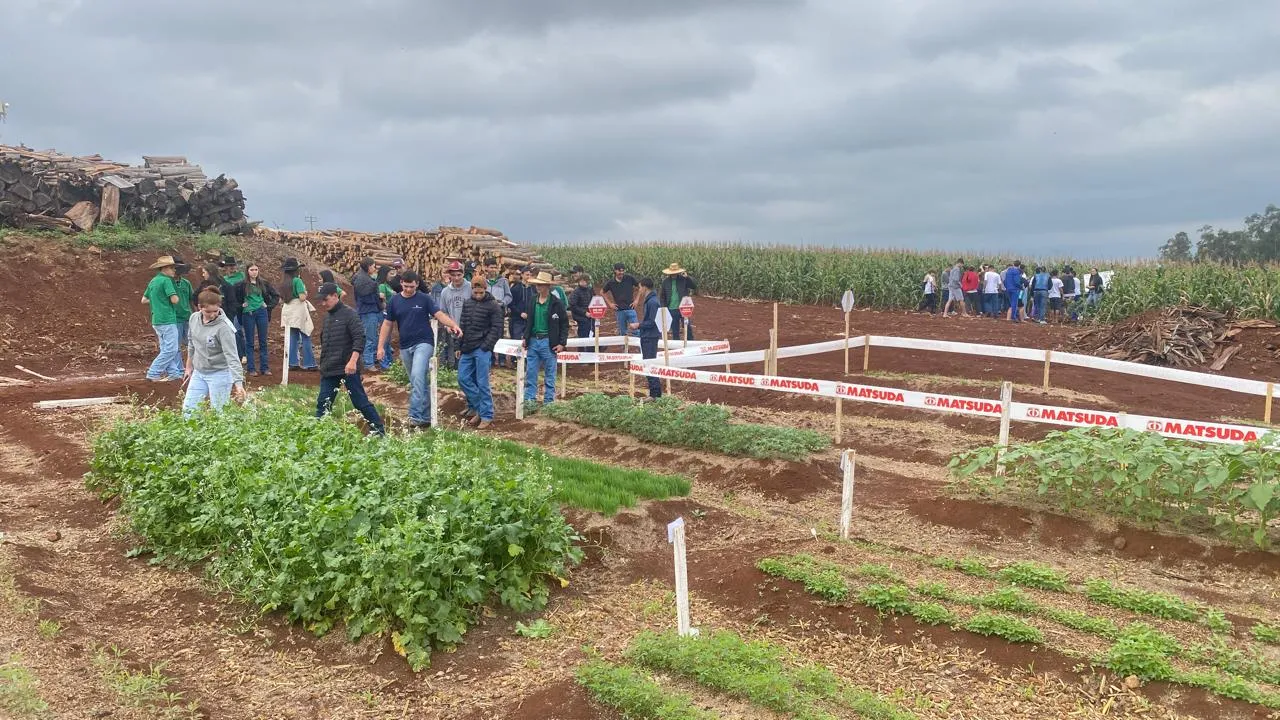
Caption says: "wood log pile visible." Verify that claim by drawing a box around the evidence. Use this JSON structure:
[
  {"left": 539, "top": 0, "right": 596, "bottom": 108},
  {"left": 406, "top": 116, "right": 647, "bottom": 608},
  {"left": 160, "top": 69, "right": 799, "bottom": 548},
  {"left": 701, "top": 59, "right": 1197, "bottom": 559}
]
[
  {"left": 0, "top": 144, "right": 250, "bottom": 235},
  {"left": 1074, "top": 305, "right": 1276, "bottom": 369},
  {"left": 256, "top": 225, "right": 560, "bottom": 279}
]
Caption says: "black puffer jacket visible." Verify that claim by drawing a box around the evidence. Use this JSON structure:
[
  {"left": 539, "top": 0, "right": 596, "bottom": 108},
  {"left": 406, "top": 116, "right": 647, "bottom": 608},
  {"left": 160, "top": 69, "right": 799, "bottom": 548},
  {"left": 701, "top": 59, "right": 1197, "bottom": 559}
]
[
  {"left": 569, "top": 285, "right": 594, "bottom": 324},
  {"left": 459, "top": 292, "right": 504, "bottom": 353},
  {"left": 318, "top": 302, "right": 365, "bottom": 378}
]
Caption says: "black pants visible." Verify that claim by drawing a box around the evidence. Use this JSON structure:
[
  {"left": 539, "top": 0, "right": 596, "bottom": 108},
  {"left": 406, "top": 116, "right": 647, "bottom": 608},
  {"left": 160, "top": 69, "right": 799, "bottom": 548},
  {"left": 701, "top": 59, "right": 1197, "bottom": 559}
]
[
  {"left": 316, "top": 372, "right": 384, "bottom": 435},
  {"left": 671, "top": 315, "right": 694, "bottom": 341},
  {"left": 640, "top": 336, "right": 661, "bottom": 398},
  {"left": 576, "top": 318, "right": 595, "bottom": 339},
  {"left": 918, "top": 293, "right": 937, "bottom": 313}
]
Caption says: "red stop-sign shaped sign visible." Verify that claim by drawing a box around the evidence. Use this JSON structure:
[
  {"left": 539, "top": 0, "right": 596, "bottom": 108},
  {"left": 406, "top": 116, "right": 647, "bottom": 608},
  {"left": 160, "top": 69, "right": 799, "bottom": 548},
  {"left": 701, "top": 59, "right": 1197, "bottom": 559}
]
[
  {"left": 679, "top": 296, "right": 694, "bottom": 318},
  {"left": 588, "top": 295, "right": 607, "bottom": 320}
]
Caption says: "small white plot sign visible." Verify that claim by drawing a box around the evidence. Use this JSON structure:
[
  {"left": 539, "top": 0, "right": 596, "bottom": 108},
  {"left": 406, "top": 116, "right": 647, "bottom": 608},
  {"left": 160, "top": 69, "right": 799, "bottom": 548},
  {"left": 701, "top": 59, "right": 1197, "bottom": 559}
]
[{"left": 841, "top": 290, "right": 855, "bottom": 314}]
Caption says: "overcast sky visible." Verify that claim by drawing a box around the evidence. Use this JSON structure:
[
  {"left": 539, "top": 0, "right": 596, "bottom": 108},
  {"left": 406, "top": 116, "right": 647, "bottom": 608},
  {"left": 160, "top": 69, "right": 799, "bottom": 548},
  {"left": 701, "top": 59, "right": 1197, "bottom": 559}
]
[{"left": 2, "top": 1, "right": 1277, "bottom": 257}]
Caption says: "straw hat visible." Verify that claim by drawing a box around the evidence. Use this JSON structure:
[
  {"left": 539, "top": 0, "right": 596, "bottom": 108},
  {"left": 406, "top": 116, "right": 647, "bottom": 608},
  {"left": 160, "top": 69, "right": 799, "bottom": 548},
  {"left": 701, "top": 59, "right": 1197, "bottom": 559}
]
[
  {"left": 528, "top": 271, "right": 555, "bottom": 285},
  {"left": 661, "top": 263, "right": 686, "bottom": 275},
  {"left": 149, "top": 255, "right": 176, "bottom": 270}
]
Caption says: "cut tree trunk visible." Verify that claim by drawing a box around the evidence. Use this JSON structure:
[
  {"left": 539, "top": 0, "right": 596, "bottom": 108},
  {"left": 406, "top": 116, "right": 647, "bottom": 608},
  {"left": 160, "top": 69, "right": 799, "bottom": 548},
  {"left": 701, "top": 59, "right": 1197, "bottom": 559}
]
[
  {"left": 99, "top": 184, "right": 120, "bottom": 225},
  {"left": 64, "top": 201, "right": 98, "bottom": 232}
]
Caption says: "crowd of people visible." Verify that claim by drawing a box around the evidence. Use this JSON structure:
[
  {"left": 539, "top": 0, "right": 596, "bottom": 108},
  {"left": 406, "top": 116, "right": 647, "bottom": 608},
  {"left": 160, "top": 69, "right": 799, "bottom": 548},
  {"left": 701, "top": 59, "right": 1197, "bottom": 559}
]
[
  {"left": 919, "top": 260, "right": 1107, "bottom": 324},
  {"left": 140, "top": 252, "right": 700, "bottom": 431}
]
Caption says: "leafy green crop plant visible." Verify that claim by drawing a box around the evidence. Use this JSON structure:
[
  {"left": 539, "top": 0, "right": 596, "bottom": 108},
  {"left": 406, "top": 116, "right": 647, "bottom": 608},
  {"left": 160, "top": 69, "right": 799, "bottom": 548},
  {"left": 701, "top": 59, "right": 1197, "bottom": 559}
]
[
  {"left": 543, "top": 394, "right": 830, "bottom": 460},
  {"left": 86, "top": 401, "right": 583, "bottom": 670},
  {"left": 997, "top": 562, "right": 1069, "bottom": 591},
  {"left": 757, "top": 555, "right": 850, "bottom": 602},
  {"left": 576, "top": 660, "right": 719, "bottom": 720},
  {"left": 962, "top": 613, "right": 1044, "bottom": 644}
]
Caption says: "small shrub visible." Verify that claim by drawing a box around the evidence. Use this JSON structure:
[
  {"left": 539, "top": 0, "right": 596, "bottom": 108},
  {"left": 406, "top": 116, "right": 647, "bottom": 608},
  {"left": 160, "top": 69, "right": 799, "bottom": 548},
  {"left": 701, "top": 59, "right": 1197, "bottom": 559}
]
[
  {"left": 1252, "top": 622, "right": 1280, "bottom": 645},
  {"left": 1101, "top": 623, "right": 1178, "bottom": 680},
  {"left": 913, "top": 581, "right": 953, "bottom": 600},
  {"left": 1040, "top": 608, "right": 1118, "bottom": 639},
  {"left": 856, "top": 563, "right": 903, "bottom": 583},
  {"left": 910, "top": 602, "right": 958, "bottom": 627},
  {"left": 955, "top": 557, "right": 994, "bottom": 579},
  {"left": 1200, "top": 609, "right": 1234, "bottom": 635},
  {"left": 962, "top": 613, "right": 1044, "bottom": 644},
  {"left": 976, "top": 588, "right": 1037, "bottom": 614}
]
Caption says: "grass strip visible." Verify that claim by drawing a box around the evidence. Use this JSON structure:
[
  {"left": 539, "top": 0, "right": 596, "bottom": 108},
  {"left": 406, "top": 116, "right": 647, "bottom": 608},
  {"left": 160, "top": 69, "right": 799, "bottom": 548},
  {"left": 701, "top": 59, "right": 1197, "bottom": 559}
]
[
  {"left": 542, "top": 393, "right": 831, "bottom": 460},
  {"left": 576, "top": 660, "right": 719, "bottom": 720},
  {"left": 757, "top": 555, "right": 850, "bottom": 602},
  {"left": 626, "top": 630, "right": 917, "bottom": 720}
]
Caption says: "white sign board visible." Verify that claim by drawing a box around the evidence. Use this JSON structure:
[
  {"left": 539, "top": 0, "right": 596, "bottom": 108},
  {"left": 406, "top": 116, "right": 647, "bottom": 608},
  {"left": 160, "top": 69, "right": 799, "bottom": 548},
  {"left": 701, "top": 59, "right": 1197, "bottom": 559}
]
[
  {"left": 657, "top": 307, "right": 673, "bottom": 334},
  {"left": 840, "top": 290, "right": 855, "bottom": 314}
]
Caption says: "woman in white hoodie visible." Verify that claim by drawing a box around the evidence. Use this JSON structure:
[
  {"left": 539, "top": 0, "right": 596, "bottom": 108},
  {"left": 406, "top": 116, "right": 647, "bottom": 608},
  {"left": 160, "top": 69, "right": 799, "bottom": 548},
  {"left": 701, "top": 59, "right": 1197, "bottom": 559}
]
[{"left": 183, "top": 287, "right": 246, "bottom": 415}]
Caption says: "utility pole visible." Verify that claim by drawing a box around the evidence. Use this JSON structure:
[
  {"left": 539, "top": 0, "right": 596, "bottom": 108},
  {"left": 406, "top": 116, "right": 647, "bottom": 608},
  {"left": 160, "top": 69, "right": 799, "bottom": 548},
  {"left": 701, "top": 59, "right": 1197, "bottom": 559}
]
[{"left": 305, "top": 214, "right": 318, "bottom": 231}]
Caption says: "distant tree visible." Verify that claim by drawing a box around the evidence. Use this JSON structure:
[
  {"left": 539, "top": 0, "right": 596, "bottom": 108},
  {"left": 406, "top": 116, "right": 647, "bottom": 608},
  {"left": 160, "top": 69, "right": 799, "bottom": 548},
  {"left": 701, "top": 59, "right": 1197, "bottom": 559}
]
[
  {"left": 1158, "top": 231, "right": 1192, "bottom": 262},
  {"left": 1157, "top": 203, "right": 1278, "bottom": 264}
]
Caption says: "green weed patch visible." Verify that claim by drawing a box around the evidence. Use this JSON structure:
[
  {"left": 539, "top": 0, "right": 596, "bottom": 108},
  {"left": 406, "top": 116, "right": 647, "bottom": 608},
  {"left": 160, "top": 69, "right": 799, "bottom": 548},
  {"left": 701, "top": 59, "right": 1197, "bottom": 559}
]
[
  {"left": 962, "top": 613, "right": 1044, "bottom": 644},
  {"left": 757, "top": 555, "right": 850, "bottom": 602},
  {"left": 576, "top": 660, "right": 718, "bottom": 719},
  {"left": 542, "top": 394, "right": 830, "bottom": 460}
]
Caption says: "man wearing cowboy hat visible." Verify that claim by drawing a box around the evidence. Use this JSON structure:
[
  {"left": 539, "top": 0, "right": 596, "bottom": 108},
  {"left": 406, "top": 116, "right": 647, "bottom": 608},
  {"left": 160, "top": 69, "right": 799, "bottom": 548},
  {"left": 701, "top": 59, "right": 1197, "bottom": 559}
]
[
  {"left": 219, "top": 255, "right": 247, "bottom": 361},
  {"left": 522, "top": 271, "right": 569, "bottom": 408},
  {"left": 659, "top": 263, "right": 697, "bottom": 341},
  {"left": 142, "top": 255, "right": 186, "bottom": 381}
]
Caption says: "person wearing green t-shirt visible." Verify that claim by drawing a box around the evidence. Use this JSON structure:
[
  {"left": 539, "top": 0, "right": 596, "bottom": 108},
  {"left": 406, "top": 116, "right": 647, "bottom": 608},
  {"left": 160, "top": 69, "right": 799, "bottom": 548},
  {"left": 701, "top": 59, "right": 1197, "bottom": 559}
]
[
  {"left": 173, "top": 260, "right": 195, "bottom": 354},
  {"left": 375, "top": 265, "right": 396, "bottom": 370},
  {"left": 238, "top": 262, "right": 278, "bottom": 376},
  {"left": 142, "top": 255, "right": 185, "bottom": 381},
  {"left": 659, "top": 263, "right": 697, "bottom": 341},
  {"left": 279, "top": 258, "right": 317, "bottom": 370}
]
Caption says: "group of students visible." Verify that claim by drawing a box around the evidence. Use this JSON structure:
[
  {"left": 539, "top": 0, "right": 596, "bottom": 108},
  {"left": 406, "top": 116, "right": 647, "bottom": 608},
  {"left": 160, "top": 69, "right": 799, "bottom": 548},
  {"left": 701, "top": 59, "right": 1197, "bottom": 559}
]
[
  {"left": 143, "top": 249, "right": 699, "bottom": 431},
  {"left": 920, "top": 260, "right": 1107, "bottom": 324}
]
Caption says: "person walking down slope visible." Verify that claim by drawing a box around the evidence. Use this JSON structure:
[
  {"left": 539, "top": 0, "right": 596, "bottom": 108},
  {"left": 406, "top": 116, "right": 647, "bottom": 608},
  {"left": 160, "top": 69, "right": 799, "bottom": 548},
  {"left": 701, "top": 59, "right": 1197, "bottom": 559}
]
[
  {"left": 279, "top": 258, "right": 318, "bottom": 370},
  {"left": 659, "top": 263, "right": 697, "bottom": 340},
  {"left": 569, "top": 274, "right": 596, "bottom": 339},
  {"left": 172, "top": 258, "right": 196, "bottom": 359},
  {"left": 377, "top": 271, "right": 462, "bottom": 430},
  {"left": 142, "top": 255, "right": 186, "bottom": 382},
  {"left": 352, "top": 257, "right": 383, "bottom": 372},
  {"left": 1003, "top": 262, "right": 1025, "bottom": 323},
  {"left": 438, "top": 261, "right": 470, "bottom": 370},
  {"left": 522, "top": 271, "right": 569, "bottom": 410},
  {"left": 458, "top": 280, "right": 504, "bottom": 429},
  {"left": 375, "top": 265, "right": 397, "bottom": 370},
  {"left": 632, "top": 277, "right": 664, "bottom": 399},
  {"left": 313, "top": 282, "right": 385, "bottom": 436},
  {"left": 182, "top": 287, "right": 247, "bottom": 415},
  {"left": 237, "top": 262, "right": 279, "bottom": 377}
]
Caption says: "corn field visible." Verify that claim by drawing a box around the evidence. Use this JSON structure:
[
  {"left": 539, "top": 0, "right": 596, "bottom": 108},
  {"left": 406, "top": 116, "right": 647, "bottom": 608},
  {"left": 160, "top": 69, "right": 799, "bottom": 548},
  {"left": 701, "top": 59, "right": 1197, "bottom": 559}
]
[{"left": 537, "top": 242, "right": 1280, "bottom": 322}]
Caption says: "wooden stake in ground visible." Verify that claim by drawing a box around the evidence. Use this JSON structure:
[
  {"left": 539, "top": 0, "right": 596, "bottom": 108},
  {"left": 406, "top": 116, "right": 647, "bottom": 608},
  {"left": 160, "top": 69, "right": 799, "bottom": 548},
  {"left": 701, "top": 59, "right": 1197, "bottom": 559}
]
[
  {"left": 14, "top": 365, "right": 55, "bottom": 382},
  {"left": 658, "top": 307, "right": 673, "bottom": 395},
  {"left": 839, "top": 450, "right": 856, "bottom": 540},
  {"left": 1042, "top": 349, "right": 1052, "bottom": 392},
  {"left": 593, "top": 326, "right": 601, "bottom": 386},
  {"left": 561, "top": 357, "right": 568, "bottom": 399},
  {"left": 995, "top": 381, "right": 1013, "bottom": 476},
  {"left": 515, "top": 355, "right": 526, "bottom": 420},
  {"left": 835, "top": 398, "right": 843, "bottom": 443},
  {"left": 862, "top": 334, "right": 871, "bottom": 371},
  {"left": 430, "top": 322, "right": 439, "bottom": 428},
  {"left": 1266, "top": 382, "right": 1274, "bottom": 425},
  {"left": 667, "top": 517, "right": 698, "bottom": 637},
  {"left": 281, "top": 332, "right": 291, "bottom": 386},
  {"left": 771, "top": 303, "right": 779, "bottom": 375}
]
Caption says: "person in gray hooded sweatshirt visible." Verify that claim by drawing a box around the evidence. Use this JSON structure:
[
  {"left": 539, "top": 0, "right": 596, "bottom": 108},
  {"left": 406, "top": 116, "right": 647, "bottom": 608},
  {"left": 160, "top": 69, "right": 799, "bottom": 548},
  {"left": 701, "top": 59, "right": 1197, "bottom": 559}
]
[
  {"left": 183, "top": 287, "right": 246, "bottom": 415},
  {"left": 437, "top": 261, "right": 471, "bottom": 370}
]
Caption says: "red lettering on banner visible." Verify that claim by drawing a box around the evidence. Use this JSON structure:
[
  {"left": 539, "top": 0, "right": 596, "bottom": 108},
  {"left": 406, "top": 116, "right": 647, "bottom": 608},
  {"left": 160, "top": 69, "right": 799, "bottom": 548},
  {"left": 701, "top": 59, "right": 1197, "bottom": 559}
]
[
  {"left": 929, "top": 397, "right": 1002, "bottom": 414},
  {"left": 711, "top": 373, "right": 756, "bottom": 386},
  {"left": 759, "top": 377, "right": 821, "bottom": 392},
  {"left": 649, "top": 366, "right": 698, "bottom": 380},
  {"left": 1148, "top": 421, "right": 1258, "bottom": 443},
  {"left": 836, "top": 385, "right": 906, "bottom": 403},
  {"left": 1029, "top": 408, "right": 1118, "bottom": 427}
]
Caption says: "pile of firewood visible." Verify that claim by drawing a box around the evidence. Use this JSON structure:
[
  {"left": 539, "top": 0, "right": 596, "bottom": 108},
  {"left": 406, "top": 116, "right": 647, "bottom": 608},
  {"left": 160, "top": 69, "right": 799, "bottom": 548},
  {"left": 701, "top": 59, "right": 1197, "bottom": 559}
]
[
  {"left": 0, "top": 145, "right": 250, "bottom": 235},
  {"left": 1074, "top": 305, "right": 1276, "bottom": 369},
  {"left": 257, "top": 226, "right": 558, "bottom": 278}
]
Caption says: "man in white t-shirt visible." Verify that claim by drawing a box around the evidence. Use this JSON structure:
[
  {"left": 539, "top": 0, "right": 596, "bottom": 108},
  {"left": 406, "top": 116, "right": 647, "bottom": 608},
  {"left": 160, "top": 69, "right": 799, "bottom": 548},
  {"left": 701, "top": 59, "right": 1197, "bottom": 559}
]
[
  {"left": 981, "top": 264, "right": 1002, "bottom": 318},
  {"left": 1048, "top": 269, "right": 1064, "bottom": 323}
]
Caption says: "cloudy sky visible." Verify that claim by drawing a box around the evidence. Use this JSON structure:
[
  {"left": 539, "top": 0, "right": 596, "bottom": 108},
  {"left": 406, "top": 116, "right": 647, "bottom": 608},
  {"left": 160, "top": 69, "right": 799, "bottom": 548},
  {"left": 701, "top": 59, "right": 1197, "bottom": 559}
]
[{"left": 2, "top": 1, "right": 1277, "bottom": 257}]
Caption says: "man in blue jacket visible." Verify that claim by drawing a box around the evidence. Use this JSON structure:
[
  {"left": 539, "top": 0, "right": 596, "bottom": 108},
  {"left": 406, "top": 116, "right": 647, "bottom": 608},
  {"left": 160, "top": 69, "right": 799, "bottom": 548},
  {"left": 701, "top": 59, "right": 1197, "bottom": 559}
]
[
  {"left": 630, "top": 277, "right": 664, "bottom": 399},
  {"left": 1003, "top": 261, "right": 1025, "bottom": 323}
]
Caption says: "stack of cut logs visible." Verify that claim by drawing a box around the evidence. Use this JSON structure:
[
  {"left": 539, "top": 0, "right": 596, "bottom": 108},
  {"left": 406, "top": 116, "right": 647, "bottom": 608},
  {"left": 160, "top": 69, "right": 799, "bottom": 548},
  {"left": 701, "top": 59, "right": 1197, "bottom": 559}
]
[
  {"left": 1073, "top": 304, "right": 1276, "bottom": 369},
  {"left": 0, "top": 144, "right": 251, "bottom": 235},
  {"left": 256, "top": 226, "right": 559, "bottom": 278}
]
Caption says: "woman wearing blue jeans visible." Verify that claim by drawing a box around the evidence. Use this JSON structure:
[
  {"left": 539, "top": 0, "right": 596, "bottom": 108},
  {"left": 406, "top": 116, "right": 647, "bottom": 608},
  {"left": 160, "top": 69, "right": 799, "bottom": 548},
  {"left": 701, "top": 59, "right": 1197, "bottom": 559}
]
[
  {"left": 182, "top": 288, "right": 246, "bottom": 414},
  {"left": 279, "top": 258, "right": 317, "bottom": 369},
  {"left": 237, "top": 262, "right": 277, "bottom": 376}
]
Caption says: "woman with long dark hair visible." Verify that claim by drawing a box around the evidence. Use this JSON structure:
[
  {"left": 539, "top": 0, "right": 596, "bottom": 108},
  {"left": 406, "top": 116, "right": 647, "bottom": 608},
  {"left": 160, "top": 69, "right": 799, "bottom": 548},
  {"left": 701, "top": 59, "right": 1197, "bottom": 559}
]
[
  {"left": 238, "top": 262, "right": 278, "bottom": 376},
  {"left": 375, "top": 265, "right": 395, "bottom": 370},
  {"left": 278, "top": 258, "right": 317, "bottom": 370}
]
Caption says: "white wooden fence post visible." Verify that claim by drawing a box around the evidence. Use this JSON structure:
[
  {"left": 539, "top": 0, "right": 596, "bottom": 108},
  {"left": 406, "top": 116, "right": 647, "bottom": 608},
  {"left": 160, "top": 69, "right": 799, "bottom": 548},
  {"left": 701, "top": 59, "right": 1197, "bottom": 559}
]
[
  {"left": 667, "top": 518, "right": 697, "bottom": 637},
  {"left": 840, "top": 450, "right": 856, "bottom": 540},
  {"left": 995, "top": 381, "right": 1013, "bottom": 476}
]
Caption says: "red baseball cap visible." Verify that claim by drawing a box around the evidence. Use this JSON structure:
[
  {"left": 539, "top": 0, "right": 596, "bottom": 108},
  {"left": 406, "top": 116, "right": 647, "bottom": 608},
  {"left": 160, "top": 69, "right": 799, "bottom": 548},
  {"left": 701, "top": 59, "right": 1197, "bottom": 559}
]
[{"left": 447, "top": 261, "right": 464, "bottom": 272}]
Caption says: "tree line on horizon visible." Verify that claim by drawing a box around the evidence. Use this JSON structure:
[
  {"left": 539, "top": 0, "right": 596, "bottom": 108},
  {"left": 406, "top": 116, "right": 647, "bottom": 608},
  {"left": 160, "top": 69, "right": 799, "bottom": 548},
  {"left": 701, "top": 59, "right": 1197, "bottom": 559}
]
[{"left": 1158, "top": 203, "right": 1279, "bottom": 264}]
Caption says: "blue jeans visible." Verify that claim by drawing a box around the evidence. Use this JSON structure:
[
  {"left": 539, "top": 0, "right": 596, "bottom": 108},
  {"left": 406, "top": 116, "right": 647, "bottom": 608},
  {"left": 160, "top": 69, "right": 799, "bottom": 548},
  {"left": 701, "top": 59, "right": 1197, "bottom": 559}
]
[
  {"left": 640, "top": 336, "right": 661, "bottom": 398},
  {"left": 400, "top": 341, "right": 434, "bottom": 425},
  {"left": 289, "top": 328, "right": 316, "bottom": 369},
  {"left": 982, "top": 293, "right": 998, "bottom": 318},
  {"left": 524, "top": 338, "right": 557, "bottom": 403},
  {"left": 243, "top": 307, "right": 269, "bottom": 373},
  {"left": 176, "top": 320, "right": 189, "bottom": 355},
  {"left": 147, "top": 323, "right": 184, "bottom": 380},
  {"left": 1006, "top": 291, "right": 1021, "bottom": 322},
  {"left": 230, "top": 315, "right": 246, "bottom": 359},
  {"left": 1033, "top": 290, "right": 1048, "bottom": 322},
  {"left": 182, "top": 368, "right": 234, "bottom": 415},
  {"left": 616, "top": 309, "right": 638, "bottom": 339},
  {"left": 503, "top": 319, "right": 526, "bottom": 367},
  {"left": 316, "top": 372, "right": 384, "bottom": 435},
  {"left": 458, "top": 348, "right": 494, "bottom": 420},
  {"left": 360, "top": 313, "right": 383, "bottom": 369}
]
